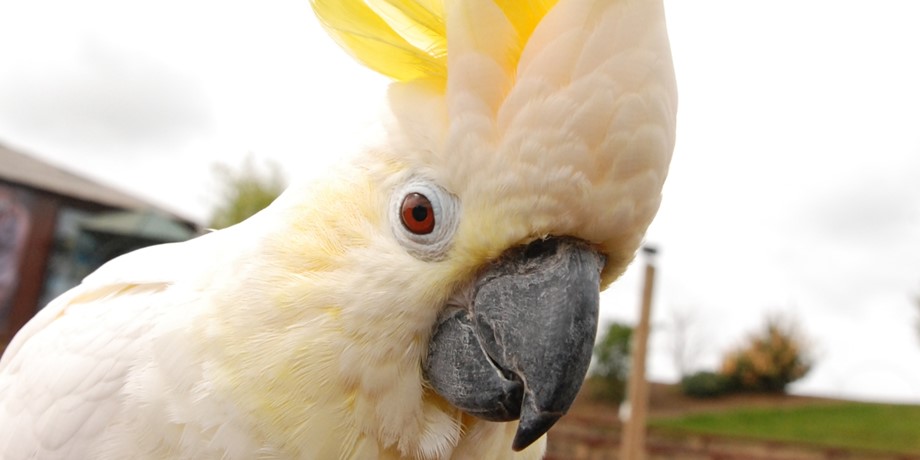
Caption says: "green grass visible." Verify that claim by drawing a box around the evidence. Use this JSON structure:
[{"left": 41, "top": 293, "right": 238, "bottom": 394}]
[{"left": 650, "top": 402, "right": 920, "bottom": 454}]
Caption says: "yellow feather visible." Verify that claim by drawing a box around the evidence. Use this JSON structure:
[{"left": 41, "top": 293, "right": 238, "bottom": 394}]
[
  {"left": 311, "top": 0, "right": 558, "bottom": 84},
  {"left": 366, "top": 1, "right": 445, "bottom": 56},
  {"left": 311, "top": 0, "right": 446, "bottom": 81},
  {"left": 493, "top": 0, "right": 558, "bottom": 53}
]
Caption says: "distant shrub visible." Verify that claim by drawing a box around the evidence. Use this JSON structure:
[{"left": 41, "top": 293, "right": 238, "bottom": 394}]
[
  {"left": 681, "top": 371, "right": 731, "bottom": 398},
  {"left": 720, "top": 315, "right": 812, "bottom": 393},
  {"left": 209, "top": 155, "right": 286, "bottom": 230},
  {"left": 591, "top": 322, "right": 633, "bottom": 403}
]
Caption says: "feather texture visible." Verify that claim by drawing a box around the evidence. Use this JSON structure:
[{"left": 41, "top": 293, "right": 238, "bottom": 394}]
[
  {"left": 311, "top": 0, "right": 447, "bottom": 81},
  {"left": 385, "top": 0, "right": 677, "bottom": 286},
  {"left": 0, "top": 232, "right": 232, "bottom": 458},
  {"left": 311, "top": 0, "right": 558, "bottom": 84},
  {"left": 0, "top": 1, "right": 675, "bottom": 458}
]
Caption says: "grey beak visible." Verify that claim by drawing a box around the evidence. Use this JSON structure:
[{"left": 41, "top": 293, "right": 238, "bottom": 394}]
[{"left": 425, "top": 237, "right": 604, "bottom": 451}]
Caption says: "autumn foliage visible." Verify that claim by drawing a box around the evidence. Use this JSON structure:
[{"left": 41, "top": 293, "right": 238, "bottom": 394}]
[{"left": 720, "top": 316, "right": 812, "bottom": 393}]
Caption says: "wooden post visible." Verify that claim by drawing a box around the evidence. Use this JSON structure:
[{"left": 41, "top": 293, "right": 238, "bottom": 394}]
[
  {"left": 620, "top": 246, "right": 657, "bottom": 460},
  {"left": 4, "top": 193, "right": 57, "bottom": 344}
]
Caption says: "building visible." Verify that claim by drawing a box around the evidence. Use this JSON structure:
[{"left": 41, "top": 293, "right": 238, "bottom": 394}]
[{"left": 0, "top": 143, "right": 199, "bottom": 345}]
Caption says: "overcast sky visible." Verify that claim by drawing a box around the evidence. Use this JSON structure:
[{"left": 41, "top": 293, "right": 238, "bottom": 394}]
[{"left": 1, "top": 0, "right": 919, "bottom": 403}]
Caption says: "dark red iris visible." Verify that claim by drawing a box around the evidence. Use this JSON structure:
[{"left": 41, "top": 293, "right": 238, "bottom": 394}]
[{"left": 400, "top": 193, "right": 435, "bottom": 235}]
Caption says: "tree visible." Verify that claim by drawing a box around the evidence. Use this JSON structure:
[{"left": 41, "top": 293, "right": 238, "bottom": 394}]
[
  {"left": 209, "top": 156, "right": 286, "bottom": 229},
  {"left": 720, "top": 314, "right": 812, "bottom": 393},
  {"left": 667, "top": 307, "right": 707, "bottom": 379},
  {"left": 592, "top": 322, "right": 633, "bottom": 403}
]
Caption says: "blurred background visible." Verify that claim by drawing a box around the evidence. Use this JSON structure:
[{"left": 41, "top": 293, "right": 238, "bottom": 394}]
[{"left": 1, "top": 1, "right": 919, "bottom": 453}]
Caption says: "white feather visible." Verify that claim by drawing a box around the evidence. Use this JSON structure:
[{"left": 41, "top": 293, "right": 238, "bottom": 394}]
[{"left": 0, "top": 217, "right": 266, "bottom": 459}]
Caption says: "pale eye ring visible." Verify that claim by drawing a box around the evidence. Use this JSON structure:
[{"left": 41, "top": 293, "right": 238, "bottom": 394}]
[{"left": 391, "top": 180, "right": 460, "bottom": 261}]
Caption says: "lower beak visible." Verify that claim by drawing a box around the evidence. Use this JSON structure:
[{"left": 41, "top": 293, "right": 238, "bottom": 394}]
[{"left": 425, "top": 237, "right": 604, "bottom": 451}]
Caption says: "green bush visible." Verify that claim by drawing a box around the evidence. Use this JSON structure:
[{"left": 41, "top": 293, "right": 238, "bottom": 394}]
[
  {"left": 720, "top": 315, "right": 812, "bottom": 393},
  {"left": 681, "top": 371, "right": 731, "bottom": 398},
  {"left": 591, "top": 322, "right": 633, "bottom": 403},
  {"left": 209, "top": 156, "right": 286, "bottom": 229}
]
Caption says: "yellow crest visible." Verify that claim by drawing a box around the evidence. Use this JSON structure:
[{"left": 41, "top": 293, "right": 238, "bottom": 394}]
[{"left": 311, "top": 0, "right": 558, "bottom": 83}]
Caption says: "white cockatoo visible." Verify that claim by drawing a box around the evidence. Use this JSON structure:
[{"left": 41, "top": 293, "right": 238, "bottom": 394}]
[{"left": 0, "top": 0, "right": 676, "bottom": 458}]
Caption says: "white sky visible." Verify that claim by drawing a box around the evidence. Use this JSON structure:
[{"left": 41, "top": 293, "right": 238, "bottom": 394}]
[{"left": 1, "top": 0, "right": 919, "bottom": 403}]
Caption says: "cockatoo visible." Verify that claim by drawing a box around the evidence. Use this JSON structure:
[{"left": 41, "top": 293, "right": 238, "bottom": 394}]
[{"left": 0, "top": 0, "right": 676, "bottom": 458}]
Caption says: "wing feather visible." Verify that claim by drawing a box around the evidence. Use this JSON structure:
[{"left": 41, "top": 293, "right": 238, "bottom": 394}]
[{"left": 0, "top": 228, "right": 234, "bottom": 458}]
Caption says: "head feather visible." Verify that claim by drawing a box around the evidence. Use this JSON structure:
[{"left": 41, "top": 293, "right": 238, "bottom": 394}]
[
  {"left": 313, "top": 0, "right": 678, "bottom": 288},
  {"left": 311, "top": 0, "right": 558, "bottom": 86}
]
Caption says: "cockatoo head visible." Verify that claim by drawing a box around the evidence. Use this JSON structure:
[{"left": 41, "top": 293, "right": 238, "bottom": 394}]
[{"left": 273, "top": 0, "right": 676, "bottom": 454}]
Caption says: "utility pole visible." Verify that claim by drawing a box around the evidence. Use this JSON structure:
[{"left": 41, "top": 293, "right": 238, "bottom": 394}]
[{"left": 620, "top": 246, "right": 658, "bottom": 460}]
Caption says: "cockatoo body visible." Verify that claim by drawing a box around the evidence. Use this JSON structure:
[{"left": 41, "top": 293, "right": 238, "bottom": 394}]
[{"left": 0, "top": 0, "right": 676, "bottom": 458}]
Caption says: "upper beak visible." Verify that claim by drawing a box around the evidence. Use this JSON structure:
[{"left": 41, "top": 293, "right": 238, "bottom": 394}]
[{"left": 424, "top": 237, "right": 604, "bottom": 451}]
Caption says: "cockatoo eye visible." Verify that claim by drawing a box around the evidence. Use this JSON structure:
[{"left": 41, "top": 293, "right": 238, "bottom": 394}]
[
  {"left": 400, "top": 193, "right": 435, "bottom": 235},
  {"left": 391, "top": 180, "right": 460, "bottom": 261}
]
